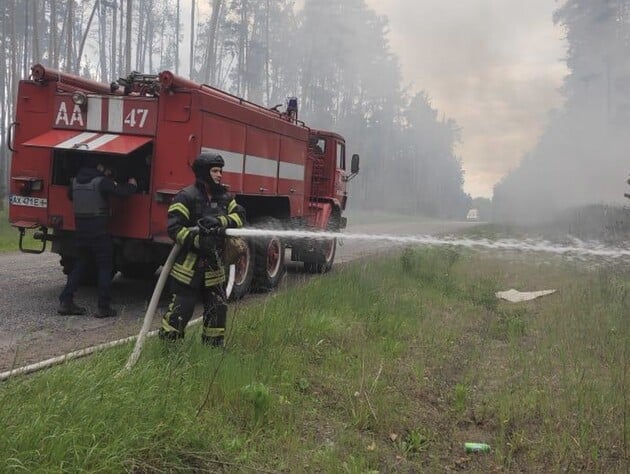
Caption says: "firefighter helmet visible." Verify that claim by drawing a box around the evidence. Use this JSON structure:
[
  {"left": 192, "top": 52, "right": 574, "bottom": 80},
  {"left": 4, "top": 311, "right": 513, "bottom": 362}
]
[{"left": 192, "top": 152, "right": 224, "bottom": 182}]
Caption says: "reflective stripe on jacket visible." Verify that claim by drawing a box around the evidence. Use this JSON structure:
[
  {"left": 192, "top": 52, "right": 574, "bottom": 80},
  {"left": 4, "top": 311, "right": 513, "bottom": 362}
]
[{"left": 167, "top": 181, "right": 246, "bottom": 287}]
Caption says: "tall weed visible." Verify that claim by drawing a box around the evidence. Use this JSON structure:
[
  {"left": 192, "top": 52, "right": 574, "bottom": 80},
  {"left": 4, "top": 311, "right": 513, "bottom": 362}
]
[{"left": 0, "top": 250, "right": 627, "bottom": 472}]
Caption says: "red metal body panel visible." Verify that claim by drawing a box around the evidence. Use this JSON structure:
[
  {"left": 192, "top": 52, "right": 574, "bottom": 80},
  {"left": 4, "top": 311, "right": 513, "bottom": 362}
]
[
  {"left": 279, "top": 136, "right": 307, "bottom": 216},
  {"left": 308, "top": 201, "right": 333, "bottom": 229},
  {"left": 9, "top": 65, "right": 352, "bottom": 276},
  {"left": 149, "top": 92, "right": 202, "bottom": 238},
  {"left": 243, "top": 127, "right": 279, "bottom": 196},
  {"left": 52, "top": 95, "right": 158, "bottom": 135},
  {"left": 110, "top": 194, "right": 152, "bottom": 239},
  {"left": 47, "top": 185, "right": 74, "bottom": 228},
  {"left": 201, "top": 115, "right": 246, "bottom": 193},
  {"left": 9, "top": 81, "right": 57, "bottom": 228},
  {"left": 24, "top": 129, "right": 152, "bottom": 155},
  {"left": 10, "top": 78, "right": 155, "bottom": 238}
]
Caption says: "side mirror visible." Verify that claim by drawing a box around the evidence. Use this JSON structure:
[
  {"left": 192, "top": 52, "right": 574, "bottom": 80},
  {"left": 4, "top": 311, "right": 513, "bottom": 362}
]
[
  {"left": 343, "top": 154, "right": 360, "bottom": 182},
  {"left": 350, "top": 154, "right": 360, "bottom": 174}
]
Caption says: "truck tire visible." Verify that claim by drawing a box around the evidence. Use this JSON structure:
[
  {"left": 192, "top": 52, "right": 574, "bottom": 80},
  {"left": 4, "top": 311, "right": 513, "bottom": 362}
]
[
  {"left": 252, "top": 219, "right": 286, "bottom": 291},
  {"left": 229, "top": 239, "right": 254, "bottom": 300},
  {"left": 303, "top": 237, "right": 336, "bottom": 273},
  {"left": 303, "top": 215, "right": 338, "bottom": 273}
]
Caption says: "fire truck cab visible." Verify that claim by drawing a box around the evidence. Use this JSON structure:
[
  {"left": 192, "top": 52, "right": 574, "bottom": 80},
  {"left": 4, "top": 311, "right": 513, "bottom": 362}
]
[{"left": 8, "top": 64, "right": 359, "bottom": 298}]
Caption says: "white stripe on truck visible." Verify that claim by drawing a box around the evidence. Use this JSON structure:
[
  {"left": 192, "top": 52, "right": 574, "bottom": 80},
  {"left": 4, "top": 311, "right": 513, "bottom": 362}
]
[{"left": 200, "top": 146, "right": 305, "bottom": 181}]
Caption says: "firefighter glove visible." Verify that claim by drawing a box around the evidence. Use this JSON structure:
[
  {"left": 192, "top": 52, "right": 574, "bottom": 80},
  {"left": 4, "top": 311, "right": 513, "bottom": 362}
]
[{"left": 198, "top": 216, "right": 220, "bottom": 235}]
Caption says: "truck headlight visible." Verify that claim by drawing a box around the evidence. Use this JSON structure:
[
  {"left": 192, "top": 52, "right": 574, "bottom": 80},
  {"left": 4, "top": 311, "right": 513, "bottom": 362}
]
[{"left": 72, "top": 91, "right": 87, "bottom": 106}]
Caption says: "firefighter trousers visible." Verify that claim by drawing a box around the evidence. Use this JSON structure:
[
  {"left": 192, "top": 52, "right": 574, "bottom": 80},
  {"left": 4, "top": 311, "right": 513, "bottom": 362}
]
[
  {"left": 59, "top": 233, "right": 114, "bottom": 310},
  {"left": 159, "top": 278, "right": 227, "bottom": 345}
]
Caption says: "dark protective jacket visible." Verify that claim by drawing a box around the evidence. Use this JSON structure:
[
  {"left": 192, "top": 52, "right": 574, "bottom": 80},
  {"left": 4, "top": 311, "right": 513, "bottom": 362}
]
[
  {"left": 73, "top": 176, "right": 108, "bottom": 217},
  {"left": 167, "top": 180, "right": 246, "bottom": 287},
  {"left": 69, "top": 166, "right": 137, "bottom": 237}
]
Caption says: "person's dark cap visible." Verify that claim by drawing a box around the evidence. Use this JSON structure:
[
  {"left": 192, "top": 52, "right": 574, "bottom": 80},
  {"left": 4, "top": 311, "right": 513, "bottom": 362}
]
[
  {"left": 192, "top": 152, "right": 224, "bottom": 181},
  {"left": 197, "top": 151, "right": 224, "bottom": 168}
]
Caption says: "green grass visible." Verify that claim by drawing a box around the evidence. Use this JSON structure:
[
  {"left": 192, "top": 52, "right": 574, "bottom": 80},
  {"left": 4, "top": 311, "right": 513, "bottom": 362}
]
[
  {"left": 0, "top": 208, "right": 38, "bottom": 252},
  {"left": 0, "top": 208, "right": 18, "bottom": 251},
  {"left": 0, "top": 247, "right": 628, "bottom": 472}
]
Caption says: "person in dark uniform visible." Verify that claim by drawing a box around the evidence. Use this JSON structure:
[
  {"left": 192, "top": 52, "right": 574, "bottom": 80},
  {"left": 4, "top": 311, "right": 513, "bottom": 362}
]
[
  {"left": 58, "top": 156, "right": 137, "bottom": 318},
  {"left": 158, "top": 151, "right": 245, "bottom": 347}
]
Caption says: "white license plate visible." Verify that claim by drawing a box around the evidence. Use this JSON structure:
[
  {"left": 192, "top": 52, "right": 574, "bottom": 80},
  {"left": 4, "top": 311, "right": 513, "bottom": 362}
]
[{"left": 9, "top": 194, "right": 48, "bottom": 208}]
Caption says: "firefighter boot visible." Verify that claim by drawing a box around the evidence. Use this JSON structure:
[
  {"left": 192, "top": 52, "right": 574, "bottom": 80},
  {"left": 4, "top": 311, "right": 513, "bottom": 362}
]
[
  {"left": 95, "top": 307, "right": 118, "bottom": 318},
  {"left": 58, "top": 300, "right": 87, "bottom": 316},
  {"left": 158, "top": 327, "right": 185, "bottom": 342}
]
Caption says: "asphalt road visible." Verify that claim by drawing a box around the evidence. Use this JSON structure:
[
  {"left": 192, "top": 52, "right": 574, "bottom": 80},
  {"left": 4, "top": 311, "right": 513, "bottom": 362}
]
[{"left": 0, "top": 219, "right": 474, "bottom": 373}]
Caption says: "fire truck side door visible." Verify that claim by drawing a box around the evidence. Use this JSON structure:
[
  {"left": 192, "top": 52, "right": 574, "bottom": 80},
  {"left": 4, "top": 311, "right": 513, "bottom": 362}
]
[{"left": 335, "top": 141, "right": 347, "bottom": 204}]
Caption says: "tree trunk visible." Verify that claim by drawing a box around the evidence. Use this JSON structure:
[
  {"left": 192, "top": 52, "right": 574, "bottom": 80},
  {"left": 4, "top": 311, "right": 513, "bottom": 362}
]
[
  {"left": 265, "top": 0, "right": 270, "bottom": 105},
  {"left": 0, "top": 1, "right": 7, "bottom": 206},
  {"left": 189, "top": 0, "right": 195, "bottom": 78},
  {"left": 32, "top": 1, "right": 40, "bottom": 64},
  {"left": 33, "top": 2, "right": 41, "bottom": 62},
  {"left": 23, "top": 0, "right": 29, "bottom": 77},
  {"left": 238, "top": 0, "right": 248, "bottom": 96},
  {"left": 98, "top": 0, "right": 109, "bottom": 80},
  {"left": 142, "top": 1, "right": 148, "bottom": 70},
  {"left": 135, "top": 0, "right": 144, "bottom": 70},
  {"left": 50, "top": 0, "right": 58, "bottom": 67},
  {"left": 10, "top": 0, "right": 18, "bottom": 101},
  {"left": 202, "top": 0, "right": 223, "bottom": 84},
  {"left": 159, "top": 13, "right": 165, "bottom": 69},
  {"left": 175, "top": 0, "right": 180, "bottom": 74},
  {"left": 111, "top": 0, "right": 117, "bottom": 78},
  {"left": 147, "top": 1, "right": 153, "bottom": 72},
  {"left": 65, "top": 0, "right": 74, "bottom": 71},
  {"left": 78, "top": 0, "right": 99, "bottom": 75},
  {"left": 125, "top": 0, "right": 132, "bottom": 74},
  {"left": 119, "top": 0, "right": 124, "bottom": 75}
]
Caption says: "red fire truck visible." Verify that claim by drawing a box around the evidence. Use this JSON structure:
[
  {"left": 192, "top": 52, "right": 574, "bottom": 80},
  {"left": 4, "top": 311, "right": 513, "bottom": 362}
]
[{"left": 8, "top": 64, "right": 359, "bottom": 299}]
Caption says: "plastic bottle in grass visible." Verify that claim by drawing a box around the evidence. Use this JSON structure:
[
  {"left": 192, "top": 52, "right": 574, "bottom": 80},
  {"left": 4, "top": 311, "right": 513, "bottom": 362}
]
[{"left": 465, "top": 442, "right": 490, "bottom": 453}]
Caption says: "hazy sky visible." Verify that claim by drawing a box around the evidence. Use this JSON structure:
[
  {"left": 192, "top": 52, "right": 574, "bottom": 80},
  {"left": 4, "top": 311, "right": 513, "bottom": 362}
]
[{"left": 364, "top": 0, "right": 569, "bottom": 198}]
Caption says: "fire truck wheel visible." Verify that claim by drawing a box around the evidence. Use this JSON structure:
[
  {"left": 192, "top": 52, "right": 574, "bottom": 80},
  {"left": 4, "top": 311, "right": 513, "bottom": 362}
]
[
  {"left": 303, "top": 237, "right": 337, "bottom": 274},
  {"left": 119, "top": 263, "right": 160, "bottom": 280},
  {"left": 252, "top": 232, "right": 286, "bottom": 291},
  {"left": 229, "top": 239, "right": 254, "bottom": 300}
]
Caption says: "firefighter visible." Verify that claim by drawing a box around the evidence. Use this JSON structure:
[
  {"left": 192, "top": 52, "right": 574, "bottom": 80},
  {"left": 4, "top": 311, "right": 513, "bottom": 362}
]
[
  {"left": 158, "top": 151, "right": 245, "bottom": 347},
  {"left": 58, "top": 155, "right": 137, "bottom": 317}
]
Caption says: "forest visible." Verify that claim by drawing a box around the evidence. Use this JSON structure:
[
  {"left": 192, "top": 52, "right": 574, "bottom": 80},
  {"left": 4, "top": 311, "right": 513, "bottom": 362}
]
[
  {"left": 3, "top": 1, "right": 628, "bottom": 222},
  {"left": 494, "top": 0, "right": 630, "bottom": 222},
  {"left": 0, "top": 0, "right": 470, "bottom": 218}
]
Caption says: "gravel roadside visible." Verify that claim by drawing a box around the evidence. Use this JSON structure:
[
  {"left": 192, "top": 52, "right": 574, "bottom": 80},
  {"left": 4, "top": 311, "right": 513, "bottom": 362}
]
[
  {"left": 0, "top": 251, "right": 165, "bottom": 372},
  {"left": 0, "top": 220, "right": 473, "bottom": 374}
]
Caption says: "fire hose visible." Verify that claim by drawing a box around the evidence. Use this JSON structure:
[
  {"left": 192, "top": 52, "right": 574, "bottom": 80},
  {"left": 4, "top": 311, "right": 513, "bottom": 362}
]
[
  {"left": 0, "top": 229, "right": 236, "bottom": 380},
  {"left": 123, "top": 224, "right": 345, "bottom": 372},
  {"left": 122, "top": 224, "right": 237, "bottom": 372},
  {"left": 1, "top": 226, "right": 325, "bottom": 380},
  {"left": 121, "top": 241, "right": 181, "bottom": 372}
]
